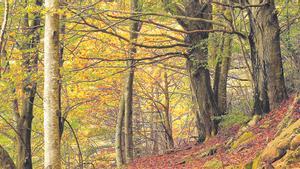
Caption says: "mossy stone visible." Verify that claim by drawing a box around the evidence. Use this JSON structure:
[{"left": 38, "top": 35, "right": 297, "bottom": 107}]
[
  {"left": 203, "top": 159, "right": 223, "bottom": 169},
  {"left": 232, "top": 131, "right": 255, "bottom": 149}
]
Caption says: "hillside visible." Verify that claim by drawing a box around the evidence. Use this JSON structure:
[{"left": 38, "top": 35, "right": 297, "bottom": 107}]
[{"left": 128, "top": 95, "right": 300, "bottom": 169}]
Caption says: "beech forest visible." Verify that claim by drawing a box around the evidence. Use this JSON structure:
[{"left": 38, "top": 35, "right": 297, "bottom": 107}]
[{"left": 0, "top": 0, "right": 299, "bottom": 168}]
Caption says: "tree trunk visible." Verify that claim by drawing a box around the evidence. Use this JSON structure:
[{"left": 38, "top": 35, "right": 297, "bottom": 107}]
[
  {"left": 115, "top": 95, "right": 125, "bottom": 167},
  {"left": 0, "top": 0, "right": 8, "bottom": 60},
  {"left": 248, "top": 9, "right": 268, "bottom": 115},
  {"left": 44, "top": 0, "right": 61, "bottom": 168},
  {"left": 0, "top": 145, "right": 15, "bottom": 169},
  {"left": 217, "top": 35, "right": 232, "bottom": 114},
  {"left": 123, "top": 0, "right": 141, "bottom": 163},
  {"left": 191, "top": 92, "right": 206, "bottom": 142},
  {"left": 0, "top": 0, "right": 8, "bottom": 78},
  {"left": 151, "top": 110, "right": 159, "bottom": 154},
  {"left": 183, "top": 1, "right": 220, "bottom": 139},
  {"left": 59, "top": 14, "right": 66, "bottom": 139},
  {"left": 124, "top": 61, "right": 134, "bottom": 163},
  {"left": 16, "top": 1, "right": 42, "bottom": 168},
  {"left": 212, "top": 37, "right": 222, "bottom": 104},
  {"left": 250, "top": 0, "right": 287, "bottom": 111},
  {"left": 163, "top": 69, "right": 174, "bottom": 149}
]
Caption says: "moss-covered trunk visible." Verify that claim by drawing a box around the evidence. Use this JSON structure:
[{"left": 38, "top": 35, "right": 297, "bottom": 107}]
[{"left": 250, "top": 0, "right": 287, "bottom": 113}]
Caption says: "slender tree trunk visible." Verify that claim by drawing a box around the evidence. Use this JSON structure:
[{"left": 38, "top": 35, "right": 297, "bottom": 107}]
[
  {"left": 151, "top": 108, "right": 159, "bottom": 154},
  {"left": 123, "top": 0, "right": 141, "bottom": 163},
  {"left": 59, "top": 13, "right": 66, "bottom": 140},
  {"left": 250, "top": 0, "right": 287, "bottom": 111},
  {"left": 212, "top": 38, "right": 222, "bottom": 104},
  {"left": 16, "top": 1, "right": 42, "bottom": 168},
  {"left": 0, "top": 145, "right": 16, "bottom": 169},
  {"left": 217, "top": 35, "right": 232, "bottom": 114},
  {"left": 0, "top": 0, "right": 9, "bottom": 77},
  {"left": 0, "top": 0, "right": 8, "bottom": 54},
  {"left": 163, "top": 69, "right": 174, "bottom": 149},
  {"left": 124, "top": 61, "right": 135, "bottom": 162},
  {"left": 115, "top": 95, "right": 125, "bottom": 167},
  {"left": 44, "top": 0, "right": 61, "bottom": 168}
]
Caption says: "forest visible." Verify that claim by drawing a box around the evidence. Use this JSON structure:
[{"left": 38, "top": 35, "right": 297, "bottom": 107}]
[{"left": 0, "top": 0, "right": 299, "bottom": 168}]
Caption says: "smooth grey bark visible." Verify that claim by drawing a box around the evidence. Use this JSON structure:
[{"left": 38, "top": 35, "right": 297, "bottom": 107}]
[
  {"left": 123, "top": 0, "right": 141, "bottom": 163},
  {"left": 44, "top": 0, "right": 61, "bottom": 168},
  {"left": 124, "top": 62, "right": 135, "bottom": 163},
  {"left": 115, "top": 95, "right": 125, "bottom": 167}
]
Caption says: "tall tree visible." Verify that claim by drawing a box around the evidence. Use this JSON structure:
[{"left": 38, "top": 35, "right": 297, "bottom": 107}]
[
  {"left": 43, "top": 0, "right": 61, "bottom": 168},
  {"left": 124, "top": 0, "right": 141, "bottom": 162},
  {"left": 217, "top": 34, "right": 232, "bottom": 114},
  {"left": 249, "top": 0, "right": 287, "bottom": 112},
  {"left": 14, "top": 1, "right": 42, "bottom": 168},
  {"left": 248, "top": 8, "right": 269, "bottom": 115},
  {"left": 162, "top": 68, "right": 174, "bottom": 149},
  {"left": 116, "top": 0, "right": 142, "bottom": 165},
  {"left": 163, "top": 0, "right": 220, "bottom": 139},
  {"left": 212, "top": 3, "right": 232, "bottom": 115}
]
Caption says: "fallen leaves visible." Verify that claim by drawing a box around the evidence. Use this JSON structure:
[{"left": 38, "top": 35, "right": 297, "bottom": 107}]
[{"left": 128, "top": 95, "right": 299, "bottom": 169}]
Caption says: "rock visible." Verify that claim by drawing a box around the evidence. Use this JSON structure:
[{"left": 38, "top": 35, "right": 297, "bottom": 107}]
[
  {"left": 231, "top": 131, "right": 255, "bottom": 149},
  {"left": 244, "top": 156, "right": 262, "bottom": 169},
  {"left": 248, "top": 115, "right": 261, "bottom": 127},
  {"left": 237, "top": 125, "right": 248, "bottom": 136},
  {"left": 259, "top": 119, "right": 300, "bottom": 166},
  {"left": 195, "top": 146, "right": 218, "bottom": 158},
  {"left": 290, "top": 134, "right": 300, "bottom": 150},
  {"left": 203, "top": 158, "right": 223, "bottom": 169},
  {"left": 272, "top": 147, "right": 300, "bottom": 168}
]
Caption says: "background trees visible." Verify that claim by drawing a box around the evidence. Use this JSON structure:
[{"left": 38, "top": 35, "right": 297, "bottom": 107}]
[{"left": 0, "top": 0, "right": 299, "bottom": 168}]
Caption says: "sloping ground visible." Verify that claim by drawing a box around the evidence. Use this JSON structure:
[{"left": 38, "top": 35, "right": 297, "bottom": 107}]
[{"left": 128, "top": 95, "right": 300, "bottom": 169}]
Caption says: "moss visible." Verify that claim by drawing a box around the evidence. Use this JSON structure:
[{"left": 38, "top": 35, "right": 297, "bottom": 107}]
[
  {"left": 244, "top": 161, "right": 253, "bottom": 169},
  {"left": 261, "top": 119, "right": 300, "bottom": 162},
  {"left": 224, "top": 165, "right": 241, "bottom": 169},
  {"left": 273, "top": 147, "right": 300, "bottom": 168},
  {"left": 220, "top": 111, "right": 251, "bottom": 129},
  {"left": 232, "top": 131, "right": 255, "bottom": 149},
  {"left": 203, "top": 159, "right": 223, "bottom": 169},
  {"left": 195, "top": 146, "right": 218, "bottom": 158},
  {"left": 290, "top": 134, "right": 300, "bottom": 150},
  {"left": 248, "top": 115, "right": 261, "bottom": 127},
  {"left": 251, "top": 156, "right": 261, "bottom": 169},
  {"left": 243, "top": 156, "right": 261, "bottom": 169}
]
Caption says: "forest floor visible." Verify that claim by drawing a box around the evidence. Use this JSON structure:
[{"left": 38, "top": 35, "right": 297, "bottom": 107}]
[{"left": 128, "top": 95, "right": 300, "bottom": 169}]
